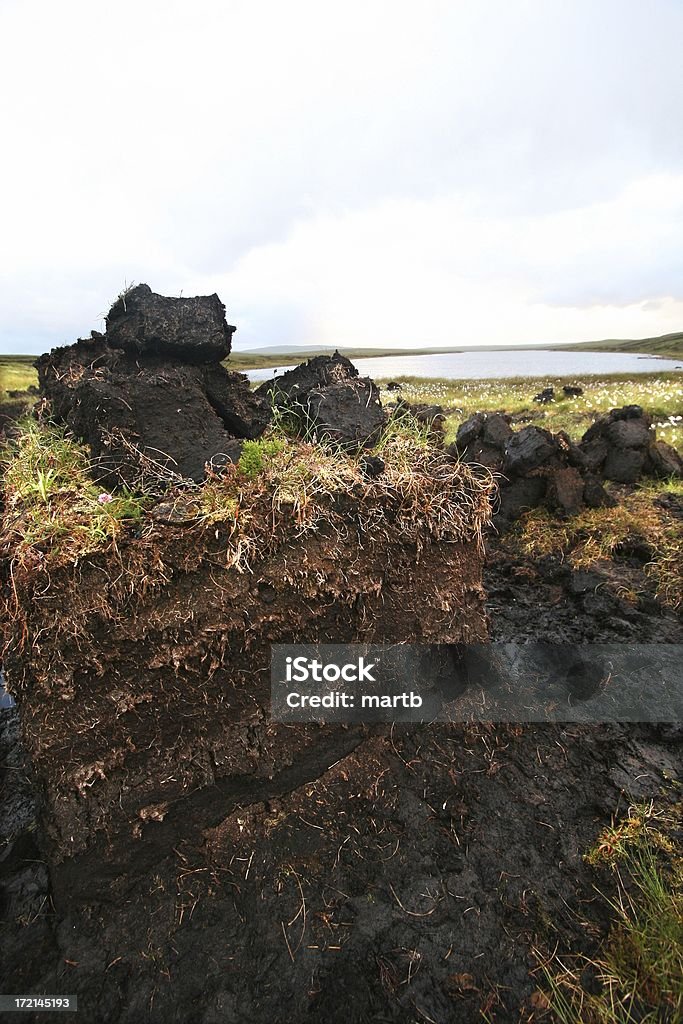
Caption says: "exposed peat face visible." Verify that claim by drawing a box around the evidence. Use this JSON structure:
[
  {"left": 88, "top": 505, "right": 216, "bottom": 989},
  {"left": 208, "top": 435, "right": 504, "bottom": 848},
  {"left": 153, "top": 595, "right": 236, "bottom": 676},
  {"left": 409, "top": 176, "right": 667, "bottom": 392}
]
[{"left": 0, "top": 289, "right": 680, "bottom": 1023}]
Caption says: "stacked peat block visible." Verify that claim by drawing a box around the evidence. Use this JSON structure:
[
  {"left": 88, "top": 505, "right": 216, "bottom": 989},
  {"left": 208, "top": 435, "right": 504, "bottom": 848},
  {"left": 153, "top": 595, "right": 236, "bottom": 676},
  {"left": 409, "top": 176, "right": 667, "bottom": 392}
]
[
  {"left": 580, "top": 405, "right": 683, "bottom": 483},
  {"left": 451, "top": 404, "right": 682, "bottom": 531},
  {"left": 38, "top": 292, "right": 391, "bottom": 483},
  {"left": 36, "top": 284, "right": 271, "bottom": 486},
  {"left": 450, "top": 413, "right": 609, "bottom": 530}
]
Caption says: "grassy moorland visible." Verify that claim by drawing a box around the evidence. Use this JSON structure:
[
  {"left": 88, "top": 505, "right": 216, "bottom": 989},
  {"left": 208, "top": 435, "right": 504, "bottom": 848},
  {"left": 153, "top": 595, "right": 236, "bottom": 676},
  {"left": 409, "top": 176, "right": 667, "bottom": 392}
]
[
  {"left": 3, "top": 352, "right": 680, "bottom": 450},
  {"left": 376, "top": 371, "right": 683, "bottom": 451},
  {"left": 230, "top": 328, "right": 683, "bottom": 366},
  {"left": 558, "top": 331, "right": 683, "bottom": 360},
  {"left": 0, "top": 355, "right": 37, "bottom": 396},
  {"left": 4, "top": 324, "right": 683, "bottom": 379},
  {"left": 541, "top": 801, "right": 683, "bottom": 1023},
  {"left": 215, "top": 333, "right": 683, "bottom": 369}
]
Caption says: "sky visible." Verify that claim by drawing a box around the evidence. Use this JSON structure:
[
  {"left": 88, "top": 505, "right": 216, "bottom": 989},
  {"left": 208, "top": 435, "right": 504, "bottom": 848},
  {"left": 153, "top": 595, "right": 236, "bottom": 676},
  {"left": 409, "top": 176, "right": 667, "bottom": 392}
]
[{"left": 2, "top": 0, "right": 683, "bottom": 355}]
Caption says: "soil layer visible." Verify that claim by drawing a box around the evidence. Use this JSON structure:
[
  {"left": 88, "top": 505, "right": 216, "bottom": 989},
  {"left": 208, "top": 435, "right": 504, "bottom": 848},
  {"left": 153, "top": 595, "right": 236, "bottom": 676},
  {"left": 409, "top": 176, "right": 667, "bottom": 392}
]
[
  {"left": 1, "top": 553, "right": 680, "bottom": 1022},
  {"left": 3, "top": 499, "right": 486, "bottom": 864}
]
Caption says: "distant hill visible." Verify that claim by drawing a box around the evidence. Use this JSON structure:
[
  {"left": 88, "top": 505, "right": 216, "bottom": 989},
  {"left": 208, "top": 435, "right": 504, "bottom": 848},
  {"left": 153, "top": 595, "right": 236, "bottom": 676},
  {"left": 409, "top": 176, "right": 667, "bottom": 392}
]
[
  {"left": 231, "top": 333, "right": 683, "bottom": 369},
  {"left": 3, "top": 330, "right": 681, "bottom": 374},
  {"left": 227, "top": 345, "right": 466, "bottom": 370},
  {"left": 556, "top": 332, "right": 683, "bottom": 360},
  {"left": 233, "top": 344, "right": 340, "bottom": 355}
]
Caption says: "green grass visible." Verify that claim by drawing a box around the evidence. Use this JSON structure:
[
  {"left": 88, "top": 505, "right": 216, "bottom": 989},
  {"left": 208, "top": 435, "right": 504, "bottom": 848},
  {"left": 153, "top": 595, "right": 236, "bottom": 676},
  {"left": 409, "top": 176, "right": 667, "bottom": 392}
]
[
  {"left": 375, "top": 372, "right": 683, "bottom": 451},
  {"left": 541, "top": 803, "right": 683, "bottom": 1023},
  {"left": 227, "top": 352, "right": 299, "bottom": 370},
  {"left": 237, "top": 437, "right": 286, "bottom": 479},
  {"left": 2, "top": 420, "right": 148, "bottom": 557},
  {"left": 0, "top": 355, "right": 38, "bottom": 400},
  {"left": 561, "top": 331, "right": 683, "bottom": 360}
]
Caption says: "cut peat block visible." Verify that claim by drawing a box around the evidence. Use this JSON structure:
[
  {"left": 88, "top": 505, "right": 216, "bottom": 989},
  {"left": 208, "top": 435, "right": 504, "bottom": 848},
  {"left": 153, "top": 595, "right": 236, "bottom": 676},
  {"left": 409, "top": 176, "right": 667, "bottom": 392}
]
[{"left": 1, "top": 428, "right": 492, "bottom": 867}]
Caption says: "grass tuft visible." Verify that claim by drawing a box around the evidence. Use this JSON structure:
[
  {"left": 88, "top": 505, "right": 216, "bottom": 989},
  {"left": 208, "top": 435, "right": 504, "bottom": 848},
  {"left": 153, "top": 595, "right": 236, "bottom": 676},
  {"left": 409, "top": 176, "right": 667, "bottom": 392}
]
[
  {"left": 506, "top": 480, "right": 683, "bottom": 608},
  {"left": 1, "top": 421, "right": 148, "bottom": 560},
  {"left": 238, "top": 437, "right": 286, "bottom": 480},
  {"left": 585, "top": 802, "right": 679, "bottom": 869},
  {"left": 539, "top": 802, "right": 683, "bottom": 1024}
]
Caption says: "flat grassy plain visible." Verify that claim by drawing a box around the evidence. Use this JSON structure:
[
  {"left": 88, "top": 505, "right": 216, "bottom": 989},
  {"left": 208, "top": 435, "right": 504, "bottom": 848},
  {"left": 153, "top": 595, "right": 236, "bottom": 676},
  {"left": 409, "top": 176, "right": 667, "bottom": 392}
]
[
  {"left": 2, "top": 355, "right": 681, "bottom": 450},
  {"left": 0, "top": 355, "right": 37, "bottom": 396},
  {"left": 375, "top": 371, "right": 683, "bottom": 451}
]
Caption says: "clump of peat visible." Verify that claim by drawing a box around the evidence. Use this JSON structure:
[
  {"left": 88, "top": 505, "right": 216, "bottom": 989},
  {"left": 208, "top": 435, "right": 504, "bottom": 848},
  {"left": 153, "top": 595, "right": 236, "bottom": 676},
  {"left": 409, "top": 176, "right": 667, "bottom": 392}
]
[
  {"left": 452, "top": 405, "right": 682, "bottom": 531},
  {"left": 36, "top": 286, "right": 398, "bottom": 488},
  {"left": 255, "top": 352, "right": 385, "bottom": 449},
  {"left": 36, "top": 284, "right": 270, "bottom": 487},
  {"left": 581, "top": 403, "right": 683, "bottom": 482}
]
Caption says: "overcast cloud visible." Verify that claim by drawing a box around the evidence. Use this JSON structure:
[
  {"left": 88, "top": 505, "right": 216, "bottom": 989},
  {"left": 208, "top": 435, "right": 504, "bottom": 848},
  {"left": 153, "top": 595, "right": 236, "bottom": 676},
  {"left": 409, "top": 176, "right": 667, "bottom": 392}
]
[{"left": 2, "top": 0, "right": 683, "bottom": 354}]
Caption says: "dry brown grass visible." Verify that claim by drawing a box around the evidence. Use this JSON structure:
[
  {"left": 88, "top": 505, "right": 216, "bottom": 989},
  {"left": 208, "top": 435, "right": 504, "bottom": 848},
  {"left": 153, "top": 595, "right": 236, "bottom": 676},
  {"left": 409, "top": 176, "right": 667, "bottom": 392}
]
[
  {"left": 506, "top": 481, "right": 683, "bottom": 608},
  {"left": 0, "top": 419, "right": 494, "bottom": 580}
]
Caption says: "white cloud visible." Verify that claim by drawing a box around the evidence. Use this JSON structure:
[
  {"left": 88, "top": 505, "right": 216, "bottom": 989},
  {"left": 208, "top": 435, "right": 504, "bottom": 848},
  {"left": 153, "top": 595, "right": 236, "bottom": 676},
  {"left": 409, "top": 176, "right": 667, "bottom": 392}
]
[
  {"left": 212, "top": 174, "right": 683, "bottom": 348},
  {"left": 1, "top": 0, "right": 682, "bottom": 352}
]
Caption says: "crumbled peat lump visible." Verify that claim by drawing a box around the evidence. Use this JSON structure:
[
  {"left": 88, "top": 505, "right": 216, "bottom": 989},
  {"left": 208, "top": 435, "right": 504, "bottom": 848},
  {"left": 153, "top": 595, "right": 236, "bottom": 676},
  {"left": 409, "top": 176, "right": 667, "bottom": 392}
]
[
  {"left": 1, "top": 480, "right": 489, "bottom": 871},
  {"left": 35, "top": 284, "right": 271, "bottom": 487},
  {"left": 579, "top": 403, "right": 683, "bottom": 483},
  {"left": 255, "top": 351, "right": 386, "bottom": 449},
  {"left": 450, "top": 405, "right": 682, "bottom": 532},
  {"left": 533, "top": 386, "right": 555, "bottom": 404}
]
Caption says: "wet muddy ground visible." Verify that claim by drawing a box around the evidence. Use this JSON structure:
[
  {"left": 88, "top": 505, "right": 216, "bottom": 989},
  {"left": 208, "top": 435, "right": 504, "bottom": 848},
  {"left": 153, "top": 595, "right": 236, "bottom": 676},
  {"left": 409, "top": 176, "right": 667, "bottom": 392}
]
[
  {"left": 484, "top": 537, "right": 683, "bottom": 645},
  {"left": 1, "top": 542, "right": 681, "bottom": 1023}
]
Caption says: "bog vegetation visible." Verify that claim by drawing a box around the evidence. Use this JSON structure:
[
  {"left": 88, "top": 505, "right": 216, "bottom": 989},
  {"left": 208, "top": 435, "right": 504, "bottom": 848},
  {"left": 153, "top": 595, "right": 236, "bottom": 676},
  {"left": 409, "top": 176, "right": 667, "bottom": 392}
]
[
  {"left": 541, "top": 801, "right": 683, "bottom": 1023},
  {"left": 0, "top": 412, "right": 493, "bottom": 575}
]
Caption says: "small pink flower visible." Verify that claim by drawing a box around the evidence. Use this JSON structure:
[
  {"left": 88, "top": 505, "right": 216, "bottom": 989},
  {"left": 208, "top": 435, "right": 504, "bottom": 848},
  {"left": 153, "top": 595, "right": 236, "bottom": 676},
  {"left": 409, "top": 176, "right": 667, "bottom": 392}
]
[{"left": 98, "top": 492, "right": 113, "bottom": 504}]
